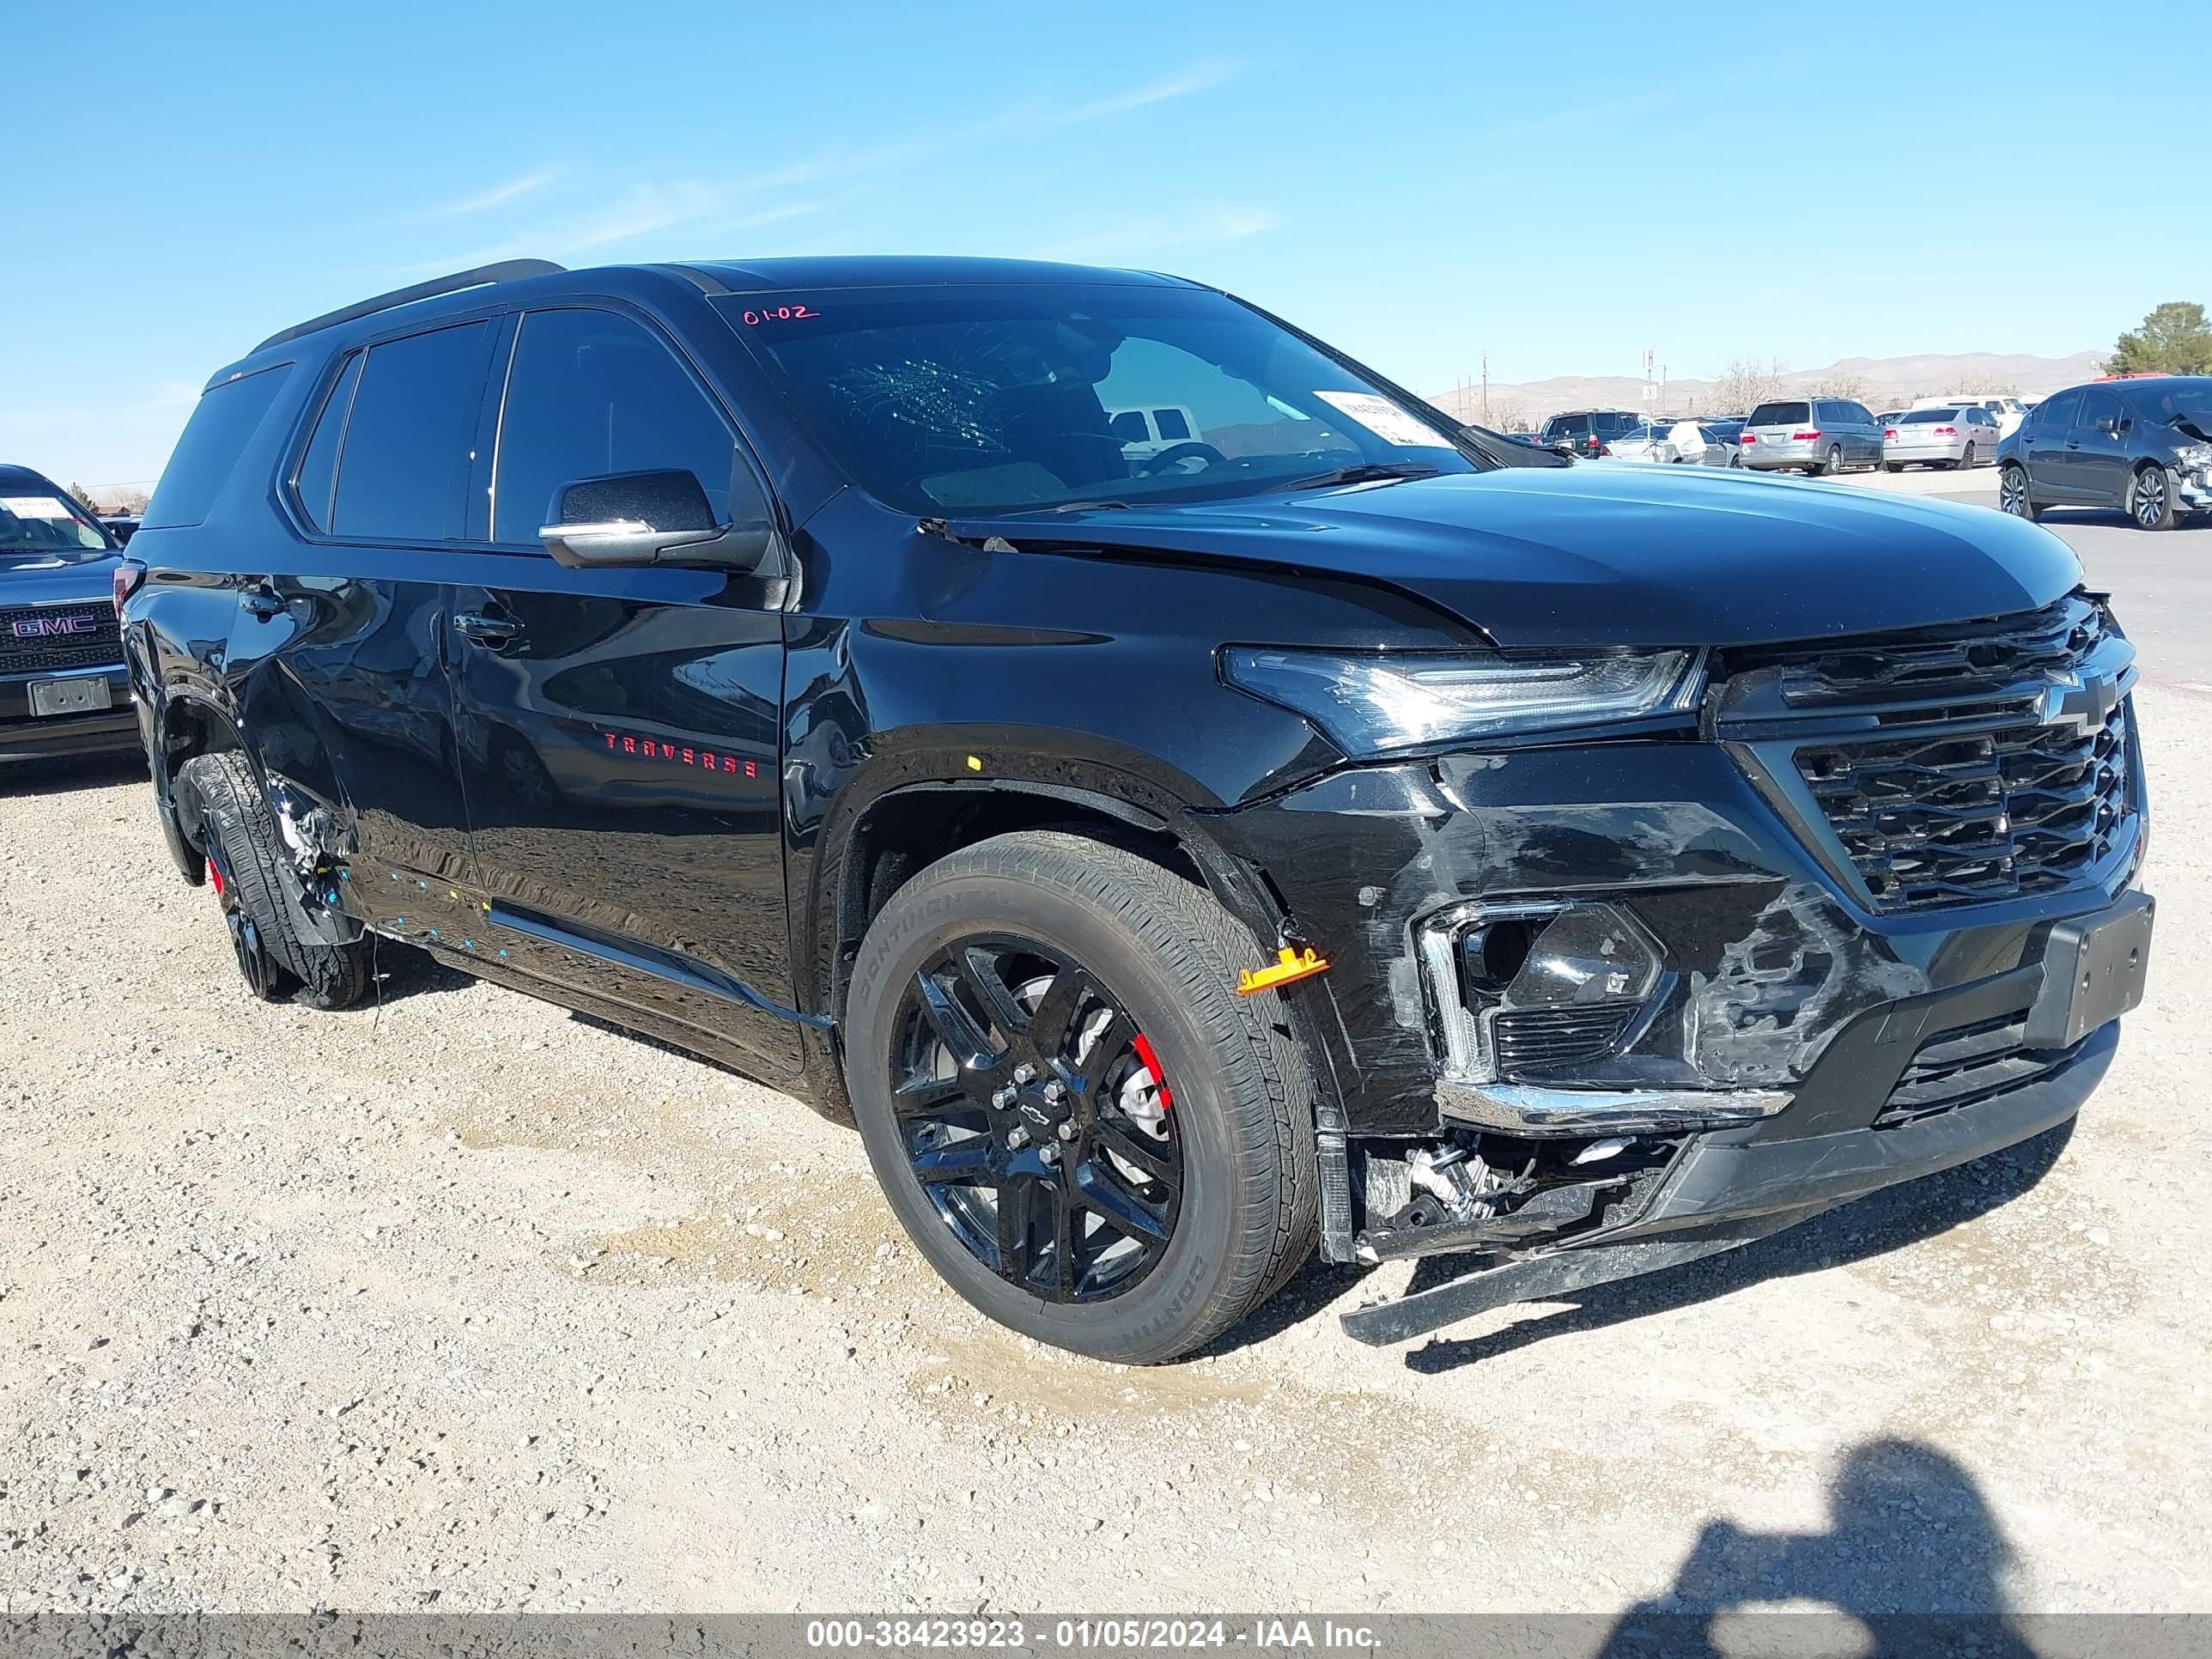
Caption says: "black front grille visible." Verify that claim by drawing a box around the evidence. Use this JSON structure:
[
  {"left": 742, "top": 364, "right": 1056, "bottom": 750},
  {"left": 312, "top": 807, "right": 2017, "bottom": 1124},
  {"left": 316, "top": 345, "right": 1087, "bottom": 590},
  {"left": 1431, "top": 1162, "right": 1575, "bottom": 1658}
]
[
  {"left": 1875, "top": 1013, "right": 2087, "bottom": 1129},
  {"left": 1492, "top": 1003, "right": 1639, "bottom": 1073},
  {"left": 0, "top": 604, "right": 122, "bottom": 676},
  {"left": 1752, "top": 594, "right": 2136, "bottom": 911}
]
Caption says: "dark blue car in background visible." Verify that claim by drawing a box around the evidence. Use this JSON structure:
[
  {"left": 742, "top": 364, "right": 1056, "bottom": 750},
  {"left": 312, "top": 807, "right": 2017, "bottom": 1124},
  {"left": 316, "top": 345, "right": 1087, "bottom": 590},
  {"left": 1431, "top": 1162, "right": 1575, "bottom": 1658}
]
[{"left": 0, "top": 464, "right": 137, "bottom": 763}]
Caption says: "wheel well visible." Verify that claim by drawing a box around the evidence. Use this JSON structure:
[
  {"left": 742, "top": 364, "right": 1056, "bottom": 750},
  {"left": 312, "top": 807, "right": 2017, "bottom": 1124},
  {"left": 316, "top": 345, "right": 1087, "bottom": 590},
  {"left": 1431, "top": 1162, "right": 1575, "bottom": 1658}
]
[
  {"left": 825, "top": 787, "right": 1215, "bottom": 1024},
  {"left": 161, "top": 696, "right": 240, "bottom": 783},
  {"left": 159, "top": 697, "right": 243, "bottom": 851}
]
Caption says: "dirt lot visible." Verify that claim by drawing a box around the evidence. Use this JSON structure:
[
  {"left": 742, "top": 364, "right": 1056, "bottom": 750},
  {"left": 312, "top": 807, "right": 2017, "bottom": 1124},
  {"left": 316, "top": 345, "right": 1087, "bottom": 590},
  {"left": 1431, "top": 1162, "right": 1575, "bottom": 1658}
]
[{"left": 2, "top": 683, "right": 2207, "bottom": 1618}]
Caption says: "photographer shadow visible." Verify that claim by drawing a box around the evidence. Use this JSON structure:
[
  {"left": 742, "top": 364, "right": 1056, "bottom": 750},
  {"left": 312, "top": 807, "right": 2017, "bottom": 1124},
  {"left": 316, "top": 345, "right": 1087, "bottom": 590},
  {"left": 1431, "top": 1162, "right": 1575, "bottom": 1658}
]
[{"left": 1601, "top": 1437, "right": 2035, "bottom": 1656}]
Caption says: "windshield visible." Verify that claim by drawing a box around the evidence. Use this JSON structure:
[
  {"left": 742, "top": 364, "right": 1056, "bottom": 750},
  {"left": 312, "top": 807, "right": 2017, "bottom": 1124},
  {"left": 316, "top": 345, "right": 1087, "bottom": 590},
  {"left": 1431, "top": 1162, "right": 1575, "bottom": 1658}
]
[
  {"left": 720, "top": 284, "right": 1480, "bottom": 515},
  {"left": 2133, "top": 380, "right": 2212, "bottom": 434},
  {"left": 1, "top": 487, "right": 114, "bottom": 565}
]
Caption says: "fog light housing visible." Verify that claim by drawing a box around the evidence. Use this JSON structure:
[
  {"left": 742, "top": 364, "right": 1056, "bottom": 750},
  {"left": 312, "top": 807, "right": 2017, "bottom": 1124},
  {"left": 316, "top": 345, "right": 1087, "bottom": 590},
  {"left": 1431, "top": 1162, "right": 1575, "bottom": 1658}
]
[{"left": 1419, "top": 901, "right": 1668, "bottom": 1083}]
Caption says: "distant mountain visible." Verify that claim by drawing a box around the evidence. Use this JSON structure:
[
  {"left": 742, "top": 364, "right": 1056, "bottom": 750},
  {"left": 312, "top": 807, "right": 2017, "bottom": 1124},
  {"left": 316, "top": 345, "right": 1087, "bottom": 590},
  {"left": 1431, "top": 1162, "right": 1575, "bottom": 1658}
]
[{"left": 1431, "top": 349, "right": 2109, "bottom": 427}]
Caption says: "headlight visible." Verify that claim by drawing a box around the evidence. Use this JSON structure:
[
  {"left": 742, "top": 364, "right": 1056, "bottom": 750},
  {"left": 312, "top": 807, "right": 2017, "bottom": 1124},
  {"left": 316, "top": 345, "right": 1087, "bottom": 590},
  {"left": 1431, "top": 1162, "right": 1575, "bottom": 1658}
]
[
  {"left": 2176, "top": 443, "right": 2212, "bottom": 471},
  {"left": 1221, "top": 647, "right": 1704, "bottom": 755}
]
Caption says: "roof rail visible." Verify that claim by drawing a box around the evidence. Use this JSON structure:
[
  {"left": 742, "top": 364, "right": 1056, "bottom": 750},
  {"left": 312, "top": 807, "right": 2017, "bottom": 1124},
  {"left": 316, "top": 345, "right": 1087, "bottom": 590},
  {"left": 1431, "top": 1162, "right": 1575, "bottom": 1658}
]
[{"left": 252, "top": 259, "right": 567, "bottom": 354}]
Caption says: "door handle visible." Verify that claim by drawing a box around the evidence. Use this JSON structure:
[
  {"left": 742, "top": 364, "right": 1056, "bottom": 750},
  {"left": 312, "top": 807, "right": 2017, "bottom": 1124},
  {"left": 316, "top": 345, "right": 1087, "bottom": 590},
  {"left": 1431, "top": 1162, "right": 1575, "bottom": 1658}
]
[
  {"left": 240, "top": 583, "right": 285, "bottom": 620},
  {"left": 453, "top": 611, "right": 524, "bottom": 644}
]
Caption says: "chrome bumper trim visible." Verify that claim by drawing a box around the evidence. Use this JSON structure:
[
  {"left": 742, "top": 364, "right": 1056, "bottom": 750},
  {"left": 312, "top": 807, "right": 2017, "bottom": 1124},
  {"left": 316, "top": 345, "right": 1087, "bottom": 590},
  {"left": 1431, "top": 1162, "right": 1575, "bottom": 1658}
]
[{"left": 1439, "top": 1081, "right": 1794, "bottom": 1136}]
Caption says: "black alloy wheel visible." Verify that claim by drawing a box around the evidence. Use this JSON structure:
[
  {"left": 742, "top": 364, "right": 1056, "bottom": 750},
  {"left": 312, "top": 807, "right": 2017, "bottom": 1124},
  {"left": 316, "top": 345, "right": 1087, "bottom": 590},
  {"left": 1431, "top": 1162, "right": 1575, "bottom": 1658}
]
[
  {"left": 890, "top": 938, "right": 1182, "bottom": 1302},
  {"left": 842, "top": 830, "right": 1318, "bottom": 1362},
  {"left": 2000, "top": 465, "right": 2039, "bottom": 520}
]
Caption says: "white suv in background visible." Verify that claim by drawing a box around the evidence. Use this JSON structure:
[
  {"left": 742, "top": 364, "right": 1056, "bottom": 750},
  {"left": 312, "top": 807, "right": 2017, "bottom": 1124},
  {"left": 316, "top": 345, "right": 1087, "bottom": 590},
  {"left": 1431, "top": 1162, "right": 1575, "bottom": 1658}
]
[{"left": 1107, "top": 404, "right": 1207, "bottom": 461}]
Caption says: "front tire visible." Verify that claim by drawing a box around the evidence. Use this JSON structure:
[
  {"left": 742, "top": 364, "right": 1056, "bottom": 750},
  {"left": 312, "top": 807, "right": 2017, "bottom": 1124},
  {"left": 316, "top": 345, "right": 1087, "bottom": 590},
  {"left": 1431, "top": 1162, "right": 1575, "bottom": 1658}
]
[
  {"left": 178, "top": 753, "right": 371, "bottom": 1010},
  {"left": 1999, "top": 464, "right": 2044, "bottom": 521},
  {"left": 2130, "top": 464, "right": 2179, "bottom": 531},
  {"left": 843, "top": 831, "right": 1318, "bottom": 1363}
]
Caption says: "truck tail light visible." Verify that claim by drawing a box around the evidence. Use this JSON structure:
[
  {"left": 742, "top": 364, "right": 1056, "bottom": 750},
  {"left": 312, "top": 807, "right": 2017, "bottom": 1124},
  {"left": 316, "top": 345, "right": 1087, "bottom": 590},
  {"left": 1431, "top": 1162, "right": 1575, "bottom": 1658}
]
[{"left": 112, "top": 559, "right": 147, "bottom": 623}]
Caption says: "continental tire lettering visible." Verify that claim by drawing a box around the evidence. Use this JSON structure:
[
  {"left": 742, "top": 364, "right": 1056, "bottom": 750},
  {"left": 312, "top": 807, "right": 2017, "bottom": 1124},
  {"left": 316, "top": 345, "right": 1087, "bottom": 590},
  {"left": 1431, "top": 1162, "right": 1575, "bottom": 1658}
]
[{"left": 1131, "top": 1255, "right": 1211, "bottom": 1340}]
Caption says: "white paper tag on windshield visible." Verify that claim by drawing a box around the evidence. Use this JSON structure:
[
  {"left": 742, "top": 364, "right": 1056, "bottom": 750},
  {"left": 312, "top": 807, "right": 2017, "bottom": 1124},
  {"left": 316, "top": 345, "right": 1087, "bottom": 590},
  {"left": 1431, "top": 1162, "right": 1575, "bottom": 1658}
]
[
  {"left": 1313, "top": 391, "right": 1449, "bottom": 448},
  {"left": 1, "top": 495, "right": 75, "bottom": 520}
]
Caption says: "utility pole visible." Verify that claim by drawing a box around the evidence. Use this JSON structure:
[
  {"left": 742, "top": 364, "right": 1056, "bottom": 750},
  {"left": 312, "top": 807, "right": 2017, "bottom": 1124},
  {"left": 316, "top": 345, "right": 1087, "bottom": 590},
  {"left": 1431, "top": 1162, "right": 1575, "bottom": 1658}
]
[{"left": 1480, "top": 353, "right": 1490, "bottom": 425}]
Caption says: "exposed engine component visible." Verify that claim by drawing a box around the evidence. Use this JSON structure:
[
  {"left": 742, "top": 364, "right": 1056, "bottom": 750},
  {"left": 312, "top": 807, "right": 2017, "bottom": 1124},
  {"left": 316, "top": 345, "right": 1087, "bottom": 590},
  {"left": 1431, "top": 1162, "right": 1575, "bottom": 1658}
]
[
  {"left": 1352, "top": 1128, "right": 1680, "bottom": 1264},
  {"left": 1407, "top": 1142, "right": 1510, "bottom": 1221}
]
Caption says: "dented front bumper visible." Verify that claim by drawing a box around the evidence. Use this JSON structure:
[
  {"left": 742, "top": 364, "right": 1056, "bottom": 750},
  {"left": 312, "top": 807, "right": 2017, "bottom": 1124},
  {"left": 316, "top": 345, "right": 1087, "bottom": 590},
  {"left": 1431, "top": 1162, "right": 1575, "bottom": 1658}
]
[{"left": 1209, "top": 727, "right": 2148, "bottom": 1326}]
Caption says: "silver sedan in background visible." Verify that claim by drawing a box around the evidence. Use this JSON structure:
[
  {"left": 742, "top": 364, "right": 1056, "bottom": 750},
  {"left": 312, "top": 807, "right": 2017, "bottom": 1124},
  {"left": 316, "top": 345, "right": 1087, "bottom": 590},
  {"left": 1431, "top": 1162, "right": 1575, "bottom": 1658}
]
[{"left": 1883, "top": 404, "right": 2002, "bottom": 471}]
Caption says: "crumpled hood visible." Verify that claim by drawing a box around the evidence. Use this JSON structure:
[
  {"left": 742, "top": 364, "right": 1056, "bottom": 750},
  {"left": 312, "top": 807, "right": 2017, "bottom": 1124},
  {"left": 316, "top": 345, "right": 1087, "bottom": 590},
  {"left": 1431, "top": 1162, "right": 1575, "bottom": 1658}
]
[
  {"left": 0, "top": 554, "right": 122, "bottom": 609},
  {"left": 949, "top": 465, "right": 2082, "bottom": 648}
]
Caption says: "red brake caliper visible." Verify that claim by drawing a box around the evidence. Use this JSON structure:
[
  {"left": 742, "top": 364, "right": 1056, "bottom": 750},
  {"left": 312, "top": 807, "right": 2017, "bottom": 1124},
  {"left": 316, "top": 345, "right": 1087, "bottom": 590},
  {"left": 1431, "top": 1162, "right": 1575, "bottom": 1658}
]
[{"left": 1132, "top": 1033, "right": 1173, "bottom": 1111}]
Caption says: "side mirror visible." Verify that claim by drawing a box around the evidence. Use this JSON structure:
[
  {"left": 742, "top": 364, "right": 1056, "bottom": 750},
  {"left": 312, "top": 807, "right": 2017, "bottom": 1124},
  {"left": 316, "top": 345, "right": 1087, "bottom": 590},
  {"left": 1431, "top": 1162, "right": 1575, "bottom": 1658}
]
[
  {"left": 2095, "top": 418, "right": 2119, "bottom": 437},
  {"left": 538, "top": 469, "right": 773, "bottom": 571}
]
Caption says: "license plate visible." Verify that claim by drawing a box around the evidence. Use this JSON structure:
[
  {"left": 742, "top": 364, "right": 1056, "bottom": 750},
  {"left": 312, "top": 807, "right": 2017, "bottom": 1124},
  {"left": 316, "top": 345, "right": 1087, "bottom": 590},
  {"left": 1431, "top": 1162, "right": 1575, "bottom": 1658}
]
[
  {"left": 28, "top": 677, "right": 113, "bottom": 717},
  {"left": 2025, "top": 891, "right": 2155, "bottom": 1049}
]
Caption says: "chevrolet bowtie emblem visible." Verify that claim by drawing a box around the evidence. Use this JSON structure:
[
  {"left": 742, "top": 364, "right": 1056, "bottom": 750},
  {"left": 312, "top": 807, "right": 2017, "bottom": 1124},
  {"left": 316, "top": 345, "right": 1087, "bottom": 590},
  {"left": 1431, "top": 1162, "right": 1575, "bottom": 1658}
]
[{"left": 2040, "top": 669, "right": 2120, "bottom": 733}]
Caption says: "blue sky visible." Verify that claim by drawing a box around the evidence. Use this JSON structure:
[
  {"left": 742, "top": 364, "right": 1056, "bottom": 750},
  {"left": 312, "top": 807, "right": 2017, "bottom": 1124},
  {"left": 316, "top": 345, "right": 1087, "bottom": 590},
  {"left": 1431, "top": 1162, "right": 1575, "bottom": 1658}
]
[{"left": 7, "top": 0, "right": 2206, "bottom": 488}]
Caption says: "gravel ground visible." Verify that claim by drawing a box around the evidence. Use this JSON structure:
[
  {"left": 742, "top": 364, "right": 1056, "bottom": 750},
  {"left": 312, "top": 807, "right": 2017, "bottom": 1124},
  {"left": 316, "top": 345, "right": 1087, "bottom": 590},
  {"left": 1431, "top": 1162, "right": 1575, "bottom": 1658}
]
[{"left": 1, "top": 685, "right": 2206, "bottom": 1617}]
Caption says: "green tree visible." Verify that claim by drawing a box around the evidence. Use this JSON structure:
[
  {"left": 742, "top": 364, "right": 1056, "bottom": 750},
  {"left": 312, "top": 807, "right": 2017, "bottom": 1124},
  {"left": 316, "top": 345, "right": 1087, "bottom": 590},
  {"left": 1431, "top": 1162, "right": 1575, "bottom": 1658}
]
[
  {"left": 67, "top": 482, "right": 100, "bottom": 513},
  {"left": 2110, "top": 302, "right": 2212, "bottom": 375}
]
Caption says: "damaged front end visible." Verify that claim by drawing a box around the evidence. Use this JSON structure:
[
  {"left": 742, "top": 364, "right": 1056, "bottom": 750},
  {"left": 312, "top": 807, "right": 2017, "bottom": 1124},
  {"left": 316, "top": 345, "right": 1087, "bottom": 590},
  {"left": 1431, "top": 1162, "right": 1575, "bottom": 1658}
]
[{"left": 1211, "top": 592, "right": 2153, "bottom": 1345}]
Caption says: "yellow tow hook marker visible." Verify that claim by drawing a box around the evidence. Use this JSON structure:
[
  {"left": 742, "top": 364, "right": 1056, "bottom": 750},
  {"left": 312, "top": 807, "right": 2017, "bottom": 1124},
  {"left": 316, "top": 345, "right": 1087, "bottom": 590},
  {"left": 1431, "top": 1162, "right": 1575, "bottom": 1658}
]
[{"left": 1237, "top": 946, "right": 1329, "bottom": 996}]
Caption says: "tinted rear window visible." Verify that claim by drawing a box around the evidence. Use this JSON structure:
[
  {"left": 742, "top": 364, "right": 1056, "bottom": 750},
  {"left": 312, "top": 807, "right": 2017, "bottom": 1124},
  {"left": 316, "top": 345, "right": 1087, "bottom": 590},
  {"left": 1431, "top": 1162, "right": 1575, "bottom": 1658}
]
[
  {"left": 293, "top": 351, "right": 363, "bottom": 532},
  {"left": 1747, "top": 402, "right": 1810, "bottom": 426},
  {"left": 143, "top": 364, "right": 295, "bottom": 529},
  {"left": 332, "top": 322, "right": 492, "bottom": 542},
  {"left": 2033, "top": 388, "right": 2084, "bottom": 428},
  {"left": 1902, "top": 409, "right": 1960, "bottom": 423}
]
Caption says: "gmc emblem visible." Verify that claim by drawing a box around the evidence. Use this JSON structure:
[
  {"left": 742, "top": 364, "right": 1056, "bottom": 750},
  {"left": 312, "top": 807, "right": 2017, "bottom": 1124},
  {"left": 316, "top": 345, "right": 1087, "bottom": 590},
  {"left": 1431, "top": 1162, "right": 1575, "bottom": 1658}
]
[{"left": 11, "top": 614, "right": 100, "bottom": 639}]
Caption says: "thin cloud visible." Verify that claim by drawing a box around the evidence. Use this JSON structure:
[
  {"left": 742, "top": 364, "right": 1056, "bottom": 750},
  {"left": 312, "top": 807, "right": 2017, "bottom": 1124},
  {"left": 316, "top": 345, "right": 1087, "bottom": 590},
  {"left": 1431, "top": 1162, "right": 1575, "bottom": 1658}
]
[
  {"left": 729, "top": 58, "right": 1244, "bottom": 192},
  {"left": 1045, "top": 61, "right": 1240, "bottom": 128},
  {"left": 427, "top": 170, "right": 558, "bottom": 218},
  {"left": 413, "top": 180, "right": 743, "bottom": 271},
  {"left": 406, "top": 64, "right": 1241, "bottom": 272},
  {"left": 1032, "top": 205, "right": 1283, "bottom": 264},
  {"left": 696, "top": 199, "right": 833, "bottom": 240}
]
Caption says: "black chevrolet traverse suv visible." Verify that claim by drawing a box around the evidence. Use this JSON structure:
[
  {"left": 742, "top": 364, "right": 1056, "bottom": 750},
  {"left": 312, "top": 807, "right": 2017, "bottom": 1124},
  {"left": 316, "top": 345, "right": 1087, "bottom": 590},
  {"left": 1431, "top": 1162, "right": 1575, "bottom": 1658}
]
[
  {"left": 2, "top": 464, "right": 137, "bottom": 763},
  {"left": 123, "top": 257, "right": 2154, "bottom": 1361}
]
